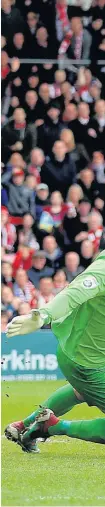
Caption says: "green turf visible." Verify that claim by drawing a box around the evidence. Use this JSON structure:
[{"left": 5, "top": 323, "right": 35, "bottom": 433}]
[{"left": 1, "top": 380, "right": 105, "bottom": 507}]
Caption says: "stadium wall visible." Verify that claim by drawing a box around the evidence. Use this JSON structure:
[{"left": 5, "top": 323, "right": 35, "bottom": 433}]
[{"left": 1, "top": 331, "right": 64, "bottom": 381}]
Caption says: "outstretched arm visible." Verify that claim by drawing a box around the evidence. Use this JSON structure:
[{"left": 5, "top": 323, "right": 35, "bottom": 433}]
[{"left": 6, "top": 253, "right": 105, "bottom": 338}]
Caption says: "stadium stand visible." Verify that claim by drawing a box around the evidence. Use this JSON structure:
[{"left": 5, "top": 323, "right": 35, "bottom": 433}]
[{"left": 1, "top": 0, "right": 105, "bottom": 329}]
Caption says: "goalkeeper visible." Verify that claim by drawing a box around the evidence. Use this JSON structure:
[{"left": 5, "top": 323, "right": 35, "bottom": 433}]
[{"left": 5, "top": 250, "right": 105, "bottom": 453}]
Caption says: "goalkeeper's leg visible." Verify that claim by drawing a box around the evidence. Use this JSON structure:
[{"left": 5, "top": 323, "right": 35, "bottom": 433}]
[
  {"left": 21, "top": 408, "right": 105, "bottom": 446},
  {"left": 23, "top": 384, "right": 83, "bottom": 427}
]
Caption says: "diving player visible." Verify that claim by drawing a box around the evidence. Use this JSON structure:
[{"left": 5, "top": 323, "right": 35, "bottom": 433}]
[{"left": 5, "top": 250, "right": 105, "bottom": 452}]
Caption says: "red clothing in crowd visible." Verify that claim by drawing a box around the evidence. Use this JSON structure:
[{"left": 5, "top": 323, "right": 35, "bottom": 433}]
[
  {"left": 12, "top": 249, "right": 34, "bottom": 277},
  {"left": 88, "top": 226, "right": 103, "bottom": 252}
]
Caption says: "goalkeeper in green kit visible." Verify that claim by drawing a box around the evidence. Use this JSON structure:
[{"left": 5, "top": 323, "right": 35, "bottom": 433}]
[{"left": 5, "top": 250, "right": 105, "bottom": 453}]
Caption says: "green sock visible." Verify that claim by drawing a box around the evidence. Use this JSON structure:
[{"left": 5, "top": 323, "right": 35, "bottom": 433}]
[
  {"left": 48, "top": 417, "right": 105, "bottom": 444},
  {"left": 23, "top": 384, "right": 82, "bottom": 427}
]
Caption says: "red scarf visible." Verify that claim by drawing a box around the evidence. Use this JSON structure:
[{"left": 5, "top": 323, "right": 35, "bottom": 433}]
[
  {"left": 1, "top": 223, "right": 15, "bottom": 251},
  {"left": 14, "top": 122, "right": 26, "bottom": 130},
  {"left": 56, "top": 2, "right": 70, "bottom": 34}
]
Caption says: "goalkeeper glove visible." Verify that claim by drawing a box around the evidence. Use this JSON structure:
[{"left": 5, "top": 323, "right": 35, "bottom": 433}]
[{"left": 6, "top": 310, "right": 49, "bottom": 338}]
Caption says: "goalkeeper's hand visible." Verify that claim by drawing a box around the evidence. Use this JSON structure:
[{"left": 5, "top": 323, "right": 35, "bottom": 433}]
[{"left": 6, "top": 310, "right": 44, "bottom": 338}]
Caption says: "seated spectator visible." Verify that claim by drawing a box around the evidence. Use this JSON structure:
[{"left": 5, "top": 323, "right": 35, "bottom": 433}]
[
  {"left": 12, "top": 244, "right": 34, "bottom": 276},
  {"left": 1, "top": 167, "right": 35, "bottom": 218},
  {"left": 2, "top": 107, "right": 37, "bottom": 163},
  {"left": 1, "top": 310, "right": 8, "bottom": 332},
  {"left": 37, "top": 83, "right": 51, "bottom": 120},
  {"left": 71, "top": 102, "right": 96, "bottom": 158},
  {"left": 28, "top": 250, "right": 54, "bottom": 289},
  {"left": 8, "top": 32, "right": 27, "bottom": 59},
  {"left": 7, "top": 152, "right": 26, "bottom": 170},
  {"left": 60, "top": 127, "right": 86, "bottom": 171},
  {"left": 25, "top": 91, "right": 39, "bottom": 124},
  {"left": 92, "top": 151, "right": 105, "bottom": 198},
  {"left": 53, "top": 269, "right": 68, "bottom": 294},
  {"left": 43, "top": 191, "right": 68, "bottom": 230},
  {"left": 18, "top": 301, "right": 31, "bottom": 316},
  {"left": 38, "top": 100, "right": 62, "bottom": 155},
  {"left": 1, "top": 206, "right": 16, "bottom": 251},
  {"left": 88, "top": 210, "right": 104, "bottom": 252},
  {"left": 18, "top": 214, "right": 39, "bottom": 250},
  {"left": 1, "top": 262, "right": 14, "bottom": 288},
  {"left": 80, "top": 239, "right": 94, "bottom": 268},
  {"left": 78, "top": 168, "right": 96, "bottom": 203},
  {"left": 26, "top": 11, "right": 40, "bottom": 49},
  {"left": 65, "top": 251, "right": 84, "bottom": 282},
  {"left": 13, "top": 268, "right": 37, "bottom": 306},
  {"left": 49, "top": 70, "right": 66, "bottom": 99},
  {"left": 63, "top": 190, "right": 89, "bottom": 250},
  {"left": 67, "top": 183, "right": 83, "bottom": 208},
  {"left": 90, "top": 100, "right": 105, "bottom": 154},
  {"left": 1, "top": 284, "right": 20, "bottom": 321},
  {"left": 35, "top": 183, "right": 49, "bottom": 222},
  {"left": 1, "top": 0, "right": 24, "bottom": 40},
  {"left": 43, "top": 235, "right": 63, "bottom": 270},
  {"left": 62, "top": 102, "right": 77, "bottom": 126},
  {"left": 41, "top": 140, "right": 76, "bottom": 198},
  {"left": 28, "top": 148, "right": 45, "bottom": 182},
  {"left": 34, "top": 26, "right": 55, "bottom": 59},
  {"left": 38, "top": 277, "right": 54, "bottom": 306},
  {"left": 27, "top": 71, "right": 39, "bottom": 93},
  {"left": 59, "top": 16, "right": 92, "bottom": 60}
]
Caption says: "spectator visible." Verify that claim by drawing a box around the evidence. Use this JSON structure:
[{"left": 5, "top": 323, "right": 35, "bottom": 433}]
[
  {"left": 78, "top": 168, "right": 96, "bottom": 203},
  {"left": 53, "top": 269, "right": 68, "bottom": 294},
  {"left": 7, "top": 152, "right": 26, "bottom": 170},
  {"left": 1, "top": 310, "right": 8, "bottom": 332},
  {"left": 90, "top": 100, "right": 105, "bottom": 154},
  {"left": 28, "top": 148, "right": 45, "bottom": 182},
  {"left": 18, "top": 301, "right": 31, "bottom": 316},
  {"left": 2, "top": 167, "right": 35, "bottom": 218},
  {"left": 1, "top": 262, "right": 14, "bottom": 287},
  {"left": 60, "top": 127, "right": 86, "bottom": 171},
  {"left": 1, "top": 206, "right": 16, "bottom": 251},
  {"left": 38, "top": 100, "right": 62, "bottom": 155},
  {"left": 25, "top": 91, "right": 39, "bottom": 124},
  {"left": 35, "top": 183, "right": 49, "bottom": 222},
  {"left": 1, "top": 284, "right": 20, "bottom": 320},
  {"left": 2, "top": 108, "right": 37, "bottom": 163},
  {"left": 8, "top": 32, "right": 27, "bottom": 58},
  {"left": 28, "top": 251, "right": 54, "bottom": 289},
  {"left": 67, "top": 183, "right": 83, "bottom": 207},
  {"left": 43, "top": 235, "right": 63, "bottom": 270},
  {"left": 38, "top": 277, "right": 54, "bottom": 306},
  {"left": 18, "top": 214, "right": 39, "bottom": 250},
  {"left": 1, "top": 0, "right": 24, "bottom": 39},
  {"left": 41, "top": 140, "right": 76, "bottom": 198},
  {"left": 80, "top": 239, "right": 94, "bottom": 268},
  {"left": 13, "top": 268, "right": 37, "bottom": 305},
  {"left": 92, "top": 151, "right": 105, "bottom": 198},
  {"left": 72, "top": 102, "right": 96, "bottom": 158},
  {"left": 38, "top": 83, "right": 51, "bottom": 120},
  {"left": 43, "top": 191, "right": 68, "bottom": 230},
  {"left": 88, "top": 210, "right": 103, "bottom": 252},
  {"left": 59, "top": 16, "right": 92, "bottom": 60},
  {"left": 65, "top": 251, "right": 84, "bottom": 282},
  {"left": 12, "top": 245, "right": 34, "bottom": 276}
]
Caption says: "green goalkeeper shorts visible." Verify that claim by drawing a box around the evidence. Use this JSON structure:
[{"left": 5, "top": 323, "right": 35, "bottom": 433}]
[{"left": 57, "top": 344, "right": 105, "bottom": 414}]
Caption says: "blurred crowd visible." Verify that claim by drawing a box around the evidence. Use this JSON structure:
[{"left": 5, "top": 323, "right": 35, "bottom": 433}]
[{"left": 1, "top": 0, "right": 105, "bottom": 331}]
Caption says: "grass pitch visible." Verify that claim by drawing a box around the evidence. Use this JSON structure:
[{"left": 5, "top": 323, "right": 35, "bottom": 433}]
[{"left": 1, "top": 380, "right": 105, "bottom": 506}]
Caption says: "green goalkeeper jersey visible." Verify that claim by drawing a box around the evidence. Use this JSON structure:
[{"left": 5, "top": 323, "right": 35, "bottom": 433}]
[{"left": 40, "top": 251, "right": 105, "bottom": 369}]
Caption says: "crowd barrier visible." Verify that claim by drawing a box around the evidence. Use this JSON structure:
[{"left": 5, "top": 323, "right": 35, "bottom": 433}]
[{"left": 1, "top": 331, "right": 64, "bottom": 381}]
